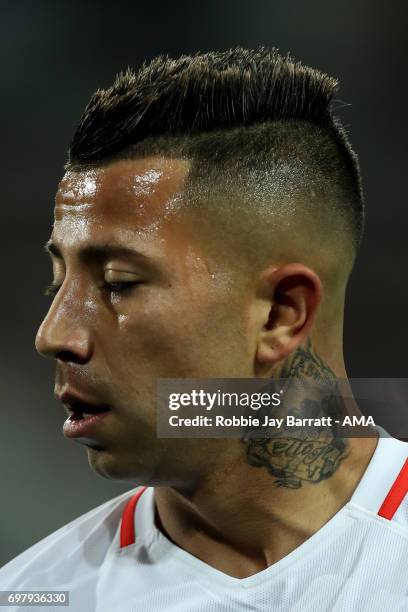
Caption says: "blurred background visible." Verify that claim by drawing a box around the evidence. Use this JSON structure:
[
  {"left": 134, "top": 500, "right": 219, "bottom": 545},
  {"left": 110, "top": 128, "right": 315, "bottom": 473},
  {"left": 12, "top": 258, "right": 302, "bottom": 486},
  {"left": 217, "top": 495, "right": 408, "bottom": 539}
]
[{"left": 1, "top": 0, "right": 407, "bottom": 565}]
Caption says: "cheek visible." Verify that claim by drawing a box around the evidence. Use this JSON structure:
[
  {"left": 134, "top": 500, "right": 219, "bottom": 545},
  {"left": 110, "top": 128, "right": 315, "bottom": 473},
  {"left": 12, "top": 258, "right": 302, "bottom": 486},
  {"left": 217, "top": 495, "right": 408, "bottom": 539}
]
[
  {"left": 103, "top": 282, "right": 253, "bottom": 379},
  {"left": 106, "top": 287, "right": 233, "bottom": 376},
  {"left": 109, "top": 289, "right": 212, "bottom": 373}
]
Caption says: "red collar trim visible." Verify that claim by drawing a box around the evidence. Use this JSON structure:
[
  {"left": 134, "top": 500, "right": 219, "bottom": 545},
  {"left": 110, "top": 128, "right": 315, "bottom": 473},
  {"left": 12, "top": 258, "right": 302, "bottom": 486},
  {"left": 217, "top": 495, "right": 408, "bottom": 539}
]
[{"left": 119, "top": 487, "right": 148, "bottom": 548}]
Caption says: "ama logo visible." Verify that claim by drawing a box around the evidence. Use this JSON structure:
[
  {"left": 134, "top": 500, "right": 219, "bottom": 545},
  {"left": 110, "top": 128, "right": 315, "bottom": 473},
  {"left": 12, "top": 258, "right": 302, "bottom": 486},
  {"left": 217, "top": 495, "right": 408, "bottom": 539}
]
[{"left": 342, "top": 416, "right": 375, "bottom": 426}]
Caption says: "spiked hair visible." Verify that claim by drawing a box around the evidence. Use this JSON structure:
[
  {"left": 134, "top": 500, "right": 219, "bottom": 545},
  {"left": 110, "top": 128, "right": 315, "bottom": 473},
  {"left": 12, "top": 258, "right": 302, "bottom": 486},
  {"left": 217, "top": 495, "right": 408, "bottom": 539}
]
[{"left": 67, "top": 47, "right": 364, "bottom": 251}]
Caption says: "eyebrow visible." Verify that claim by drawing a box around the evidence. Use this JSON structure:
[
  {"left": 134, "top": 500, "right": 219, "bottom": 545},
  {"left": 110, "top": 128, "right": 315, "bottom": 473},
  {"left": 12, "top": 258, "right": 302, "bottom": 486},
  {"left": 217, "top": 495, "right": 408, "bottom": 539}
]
[{"left": 43, "top": 240, "right": 151, "bottom": 264}]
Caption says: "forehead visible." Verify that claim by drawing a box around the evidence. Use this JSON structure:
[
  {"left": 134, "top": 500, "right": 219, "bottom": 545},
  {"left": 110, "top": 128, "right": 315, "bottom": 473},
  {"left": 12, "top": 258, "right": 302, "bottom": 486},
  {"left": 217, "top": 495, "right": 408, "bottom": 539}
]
[{"left": 54, "top": 157, "right": 190, "bottom": 241}]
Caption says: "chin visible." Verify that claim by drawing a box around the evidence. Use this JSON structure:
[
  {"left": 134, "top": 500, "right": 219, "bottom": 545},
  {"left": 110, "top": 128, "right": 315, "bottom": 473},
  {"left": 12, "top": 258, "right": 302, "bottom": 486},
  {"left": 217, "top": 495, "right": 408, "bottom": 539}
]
[{"left": 85, "top": 446, "right": 154, "bottom": 485}]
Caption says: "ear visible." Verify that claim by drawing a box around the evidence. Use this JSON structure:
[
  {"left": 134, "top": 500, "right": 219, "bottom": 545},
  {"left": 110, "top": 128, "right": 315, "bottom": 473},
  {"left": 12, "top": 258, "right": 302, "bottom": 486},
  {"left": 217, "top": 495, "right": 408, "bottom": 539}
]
[{"left": 255, "top": 263, "right": 322, "bottom": 367}]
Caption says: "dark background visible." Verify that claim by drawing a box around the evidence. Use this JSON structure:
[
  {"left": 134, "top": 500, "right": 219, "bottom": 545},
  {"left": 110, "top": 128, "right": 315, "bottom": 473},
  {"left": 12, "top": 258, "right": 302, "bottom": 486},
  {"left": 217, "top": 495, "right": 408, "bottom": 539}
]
[{"left": 1, "top": 0, "right": 407, "bottom": 566}]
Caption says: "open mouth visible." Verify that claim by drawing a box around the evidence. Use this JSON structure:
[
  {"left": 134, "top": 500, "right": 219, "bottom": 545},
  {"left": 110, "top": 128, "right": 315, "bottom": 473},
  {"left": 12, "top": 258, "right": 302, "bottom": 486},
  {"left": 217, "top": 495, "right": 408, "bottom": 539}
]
[{"left": 67, "top": 403, "right": 111, "bottom": 420}]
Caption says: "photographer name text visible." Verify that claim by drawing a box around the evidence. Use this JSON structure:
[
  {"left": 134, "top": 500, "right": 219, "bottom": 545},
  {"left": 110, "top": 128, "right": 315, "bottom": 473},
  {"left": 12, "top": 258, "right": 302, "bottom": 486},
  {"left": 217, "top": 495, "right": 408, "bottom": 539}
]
[{"left": 167, "top": 415, "right": 375, "bottom": 428}]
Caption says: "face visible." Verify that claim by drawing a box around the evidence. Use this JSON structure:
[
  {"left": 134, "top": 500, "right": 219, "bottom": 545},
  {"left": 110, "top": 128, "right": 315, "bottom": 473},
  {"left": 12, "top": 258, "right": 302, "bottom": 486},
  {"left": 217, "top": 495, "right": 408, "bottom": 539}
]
[{"left": 36, "top": 157, "right": 255, "bottom": 484}]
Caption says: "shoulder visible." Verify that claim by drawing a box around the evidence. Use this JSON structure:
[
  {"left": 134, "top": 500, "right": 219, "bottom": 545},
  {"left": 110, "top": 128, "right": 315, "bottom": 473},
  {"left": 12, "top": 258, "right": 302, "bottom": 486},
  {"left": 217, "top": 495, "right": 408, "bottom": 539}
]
[
  {"left": 387, "top": 438, "right": 408, "bottom": 531},
  {"left": 0, "top": 487, "right": 141, "bottom": 588},
  {"left": 350, "top": 433, "right": 408, "bottom": 533}
]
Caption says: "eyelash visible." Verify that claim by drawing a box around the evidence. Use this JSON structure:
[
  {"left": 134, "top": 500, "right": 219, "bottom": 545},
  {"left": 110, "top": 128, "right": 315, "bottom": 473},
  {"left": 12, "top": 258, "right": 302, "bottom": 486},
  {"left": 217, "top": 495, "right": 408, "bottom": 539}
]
[{"left": 44, "top": 281, "right": 140, "bottom": 298}]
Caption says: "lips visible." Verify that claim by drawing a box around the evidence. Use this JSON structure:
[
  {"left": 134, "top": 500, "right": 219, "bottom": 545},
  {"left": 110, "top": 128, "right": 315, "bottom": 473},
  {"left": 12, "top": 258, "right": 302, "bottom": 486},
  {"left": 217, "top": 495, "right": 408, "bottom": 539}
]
[
  {"left": 63, "top": 409, "right": 111, "bottom": 440},
  {"left": 55, "top": 389, "right": 112, "bottom": 441},
  {"left": 56, "top": 388, "right": 111, "bottom": 420},
  {"left": 65, "top": 401, "right": 111, "bottom": 420}
]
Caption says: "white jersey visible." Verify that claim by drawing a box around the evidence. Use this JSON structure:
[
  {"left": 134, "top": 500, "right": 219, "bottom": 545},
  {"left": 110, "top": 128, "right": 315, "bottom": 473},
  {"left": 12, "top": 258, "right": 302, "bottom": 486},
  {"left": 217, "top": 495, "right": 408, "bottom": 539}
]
[{"left": 1, "top": 433, "right": 408, "bottom": 611}]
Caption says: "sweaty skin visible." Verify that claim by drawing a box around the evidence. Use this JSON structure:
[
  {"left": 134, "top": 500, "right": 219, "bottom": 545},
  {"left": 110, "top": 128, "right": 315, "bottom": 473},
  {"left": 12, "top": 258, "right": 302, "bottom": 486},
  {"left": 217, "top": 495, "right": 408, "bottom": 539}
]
[
  {"left": 38, "top": 158, "right": 252, "bottom": 479},
  {"left": 36, "top": 156, "right": 378, "bottom": 578}
]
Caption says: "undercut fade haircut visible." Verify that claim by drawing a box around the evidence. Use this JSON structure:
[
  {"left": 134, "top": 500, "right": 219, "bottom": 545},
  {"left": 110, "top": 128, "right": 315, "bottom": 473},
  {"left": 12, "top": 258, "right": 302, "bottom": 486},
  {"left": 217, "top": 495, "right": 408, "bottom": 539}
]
[{"left": 67, "top": 47, "right": 364, "bottom": 256}]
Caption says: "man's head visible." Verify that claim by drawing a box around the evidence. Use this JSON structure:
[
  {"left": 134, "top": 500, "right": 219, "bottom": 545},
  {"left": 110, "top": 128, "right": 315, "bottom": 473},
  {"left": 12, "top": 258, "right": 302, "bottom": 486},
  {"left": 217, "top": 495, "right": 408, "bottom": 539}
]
[{"left": 35, "top": 48, "right": 363, "bottom": 484}]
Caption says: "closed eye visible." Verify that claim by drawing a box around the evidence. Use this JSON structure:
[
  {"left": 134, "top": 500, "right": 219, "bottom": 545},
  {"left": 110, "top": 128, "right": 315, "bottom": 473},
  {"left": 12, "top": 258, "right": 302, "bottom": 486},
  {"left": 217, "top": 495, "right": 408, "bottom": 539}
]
[
  {"left": 102, "top": 281, "right": 141, "bottom": 295},
  {"left": 43, "top": 281, "right": 141, "bottom": 298}
]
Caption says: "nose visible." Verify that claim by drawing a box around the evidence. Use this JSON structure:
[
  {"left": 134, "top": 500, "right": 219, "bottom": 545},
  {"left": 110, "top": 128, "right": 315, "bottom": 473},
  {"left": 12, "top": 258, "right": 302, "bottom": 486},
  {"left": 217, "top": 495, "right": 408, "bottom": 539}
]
[{"left": 35, "top": 287, "right": 93, "bottom": 365}]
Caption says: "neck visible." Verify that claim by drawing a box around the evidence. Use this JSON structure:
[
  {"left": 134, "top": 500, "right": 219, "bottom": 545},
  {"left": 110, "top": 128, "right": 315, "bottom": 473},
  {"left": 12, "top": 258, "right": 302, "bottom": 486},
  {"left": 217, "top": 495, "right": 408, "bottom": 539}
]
[
  {"left": 154, "top": 437, "right": 377, "bottom": 578},
  {"left": 154, "top": 339, "right": 379, "bottom": 578}
]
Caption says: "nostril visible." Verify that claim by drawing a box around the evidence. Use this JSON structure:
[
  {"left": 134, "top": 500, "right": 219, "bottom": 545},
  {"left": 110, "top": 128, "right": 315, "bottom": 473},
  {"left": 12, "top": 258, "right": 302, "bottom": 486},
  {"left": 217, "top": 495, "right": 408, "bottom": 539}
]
[{"left": 56, "top": 349, "right": 89, "bottom": 365}]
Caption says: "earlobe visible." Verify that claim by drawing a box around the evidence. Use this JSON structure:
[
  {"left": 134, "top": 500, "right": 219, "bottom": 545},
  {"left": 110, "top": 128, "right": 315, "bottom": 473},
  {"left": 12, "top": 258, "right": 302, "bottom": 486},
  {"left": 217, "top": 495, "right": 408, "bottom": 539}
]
[{"left": 255, "top": 264, "right": 322, "bottom": 367}]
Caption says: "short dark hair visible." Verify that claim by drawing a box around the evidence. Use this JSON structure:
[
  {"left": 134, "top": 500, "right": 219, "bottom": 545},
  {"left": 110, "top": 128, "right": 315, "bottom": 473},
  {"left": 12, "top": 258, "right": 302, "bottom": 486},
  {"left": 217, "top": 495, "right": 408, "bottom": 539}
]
[{"left": 67, "top": 47, "right": 364, "bottom": 254}]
